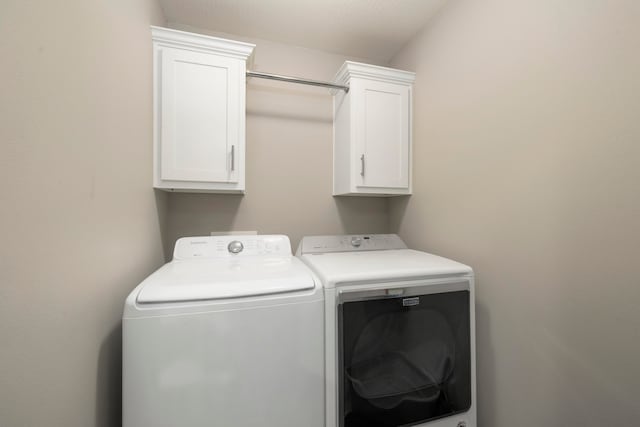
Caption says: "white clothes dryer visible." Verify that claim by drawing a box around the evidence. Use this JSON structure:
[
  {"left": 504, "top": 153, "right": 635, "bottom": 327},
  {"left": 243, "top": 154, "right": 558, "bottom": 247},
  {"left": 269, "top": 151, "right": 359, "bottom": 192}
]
[
  {"left": 123, "top": 235, "right": 324, "bottom": 427},
  {"left": 297, "top": 234, "right": 476, "bottom": 427}
]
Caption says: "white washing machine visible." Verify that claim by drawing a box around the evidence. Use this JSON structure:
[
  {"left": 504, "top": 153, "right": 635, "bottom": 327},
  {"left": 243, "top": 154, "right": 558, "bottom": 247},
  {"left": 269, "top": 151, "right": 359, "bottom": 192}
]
[
  {"left": 297, "top": 234, "right": 476, "bottom": 427},
  {"left": 123, "top": 235, "right": 324, "bottom": 427}
]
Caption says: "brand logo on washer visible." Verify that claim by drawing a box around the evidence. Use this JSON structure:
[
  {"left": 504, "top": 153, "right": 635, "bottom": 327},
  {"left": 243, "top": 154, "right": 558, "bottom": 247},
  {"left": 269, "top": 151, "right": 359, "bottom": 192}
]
[{"left": 402, "top": 297, "right": 420, "bottom": 307}]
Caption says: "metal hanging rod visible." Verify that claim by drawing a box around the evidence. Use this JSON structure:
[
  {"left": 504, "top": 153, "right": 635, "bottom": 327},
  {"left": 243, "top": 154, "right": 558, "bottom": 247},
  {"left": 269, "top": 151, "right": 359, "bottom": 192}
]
[{"left": 246, "top": 71, "right": 349, "bottom": 93}]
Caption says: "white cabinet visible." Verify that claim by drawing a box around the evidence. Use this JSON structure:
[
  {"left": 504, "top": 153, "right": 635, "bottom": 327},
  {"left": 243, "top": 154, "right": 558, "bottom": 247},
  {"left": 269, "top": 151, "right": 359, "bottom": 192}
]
[
  {"left": 152, "top": 27, "right": 255, "bottom": 193},
  {"left": 333, "top": 62, "right": 415, "bottom": 196}
]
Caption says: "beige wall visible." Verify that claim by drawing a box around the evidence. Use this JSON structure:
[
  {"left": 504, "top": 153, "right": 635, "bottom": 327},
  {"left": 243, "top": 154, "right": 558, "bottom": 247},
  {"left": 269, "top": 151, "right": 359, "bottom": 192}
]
[
  {"left": 0, "top": 1, "right": 166, "bottom": 426},
  {"left": 7, "top": 1, "right": 638, "bottom": 426},
  {"left": 164, "top": 24, "right": 390, "bottom": 255},
  {"left": 390, "top": 0, "right": 640, "bottom": 426}
]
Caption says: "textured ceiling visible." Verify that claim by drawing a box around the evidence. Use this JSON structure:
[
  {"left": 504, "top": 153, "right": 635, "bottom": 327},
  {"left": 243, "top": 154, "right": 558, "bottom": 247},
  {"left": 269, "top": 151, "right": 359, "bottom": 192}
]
[{"left": 158, "top": 0, "right": 446, "bottom": 62}]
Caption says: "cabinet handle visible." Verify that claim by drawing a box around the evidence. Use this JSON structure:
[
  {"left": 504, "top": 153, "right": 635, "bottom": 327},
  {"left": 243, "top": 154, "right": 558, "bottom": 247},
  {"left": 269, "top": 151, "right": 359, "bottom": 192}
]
[
  {"left": 360, "top": 154, "right": 365, "bottom": 177},
  {"left": 231, "top": 145, "right": 235, "bottom": 172}
]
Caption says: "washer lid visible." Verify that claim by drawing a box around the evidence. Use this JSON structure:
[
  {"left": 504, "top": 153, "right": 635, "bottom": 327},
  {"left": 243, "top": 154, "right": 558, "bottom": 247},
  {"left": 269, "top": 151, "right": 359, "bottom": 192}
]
[{"left": 137, "top": 255, "right": 315, "bottom": 304}]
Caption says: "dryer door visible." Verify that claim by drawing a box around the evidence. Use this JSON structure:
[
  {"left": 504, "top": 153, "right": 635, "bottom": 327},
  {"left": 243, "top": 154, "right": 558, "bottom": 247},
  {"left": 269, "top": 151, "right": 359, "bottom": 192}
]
[{"left": 338, "top": 282, "right": 471, "bottom": 427}]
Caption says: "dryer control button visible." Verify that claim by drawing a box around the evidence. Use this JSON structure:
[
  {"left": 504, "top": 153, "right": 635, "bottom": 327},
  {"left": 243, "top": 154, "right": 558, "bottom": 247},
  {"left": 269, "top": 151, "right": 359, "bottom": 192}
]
[
  {"left": 351, "top": 237, "right": 362, "bottom": 247},
  {"left": 227, "top": 240, "right": 244, "bottom": 254}
]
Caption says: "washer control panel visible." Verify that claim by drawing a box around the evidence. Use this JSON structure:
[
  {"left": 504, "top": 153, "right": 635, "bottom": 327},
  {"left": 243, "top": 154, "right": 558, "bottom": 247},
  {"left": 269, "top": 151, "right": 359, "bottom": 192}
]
[
  {"left": 173, "top": 235, "right": 291, "bottom": 259},
  {"left": 297, "top": 234, "right": 407, "bottom": 255}
]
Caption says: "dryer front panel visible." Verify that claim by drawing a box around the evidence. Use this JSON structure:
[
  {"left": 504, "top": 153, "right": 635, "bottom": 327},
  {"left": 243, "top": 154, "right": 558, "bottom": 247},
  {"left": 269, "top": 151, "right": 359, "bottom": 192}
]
[{"left": 338, "top": 284, "right": 471, "bottom": 427}]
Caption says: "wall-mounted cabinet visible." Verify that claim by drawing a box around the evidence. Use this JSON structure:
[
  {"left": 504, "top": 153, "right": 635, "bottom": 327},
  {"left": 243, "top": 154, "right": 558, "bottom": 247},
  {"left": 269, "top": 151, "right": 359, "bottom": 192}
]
[
  {"left": 333, "top": 61, "right": 415, "bottom": 196},
  {"left": 151, "top": 27, "right": 255, "bottom": 193}
]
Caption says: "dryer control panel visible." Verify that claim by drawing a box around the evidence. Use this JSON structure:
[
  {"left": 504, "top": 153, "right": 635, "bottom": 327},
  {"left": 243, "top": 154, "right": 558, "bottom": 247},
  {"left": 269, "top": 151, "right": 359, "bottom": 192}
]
[
  {"left": 173, "top": 235, "right": 291, "bottom": 259},
  {"left": 297, "top": 234, "right": 407, "bottom": 255}
]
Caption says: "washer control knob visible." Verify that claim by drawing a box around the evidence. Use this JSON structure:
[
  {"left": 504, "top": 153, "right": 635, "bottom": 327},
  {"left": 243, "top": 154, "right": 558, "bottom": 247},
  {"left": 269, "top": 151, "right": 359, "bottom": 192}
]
[
  {"left": 351, "top": 237, "right": 362, "bottom": 247},
  {"left": 227, "top": 240, "right": 244, "bottom": 254},
  {"left": 457, "top": 422, "right": 466, "bottom": 427}
]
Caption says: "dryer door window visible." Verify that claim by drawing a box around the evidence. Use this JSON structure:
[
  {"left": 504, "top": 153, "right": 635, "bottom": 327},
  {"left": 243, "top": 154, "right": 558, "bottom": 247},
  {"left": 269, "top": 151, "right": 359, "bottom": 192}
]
[{"left": 339, "top": 289, "right": 471, "bottom": 427}]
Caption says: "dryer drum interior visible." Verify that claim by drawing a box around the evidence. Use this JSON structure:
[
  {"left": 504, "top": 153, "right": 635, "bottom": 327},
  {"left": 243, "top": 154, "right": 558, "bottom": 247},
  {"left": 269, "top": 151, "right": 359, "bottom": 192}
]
[{"left": 339, "top": 289, "right": 471, "bottom": 427}]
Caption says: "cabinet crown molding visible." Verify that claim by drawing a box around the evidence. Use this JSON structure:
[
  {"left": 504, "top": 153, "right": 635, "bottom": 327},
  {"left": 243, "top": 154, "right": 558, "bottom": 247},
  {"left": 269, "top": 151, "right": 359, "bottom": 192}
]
[
  {"left": 151, "top": 26, "right": 255, "bottom": 61},
  {"left": 334, "top": 61, "right": 415, "bottom": 86}
]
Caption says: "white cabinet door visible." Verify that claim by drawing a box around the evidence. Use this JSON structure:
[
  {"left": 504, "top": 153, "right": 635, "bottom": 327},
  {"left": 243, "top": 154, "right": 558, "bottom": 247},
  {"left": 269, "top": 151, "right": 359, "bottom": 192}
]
[
  {"left": 152, "top": 26, "right": 254, "bottom": 193},
  {"left": 160, "top": 47, "right": 239, "bottom": 184},
  {"left": 356, "top": 80, "right": 410, "bottom": 190},
  {"left": 332, "top": 61, "right": 415, "bottom": 196}
]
